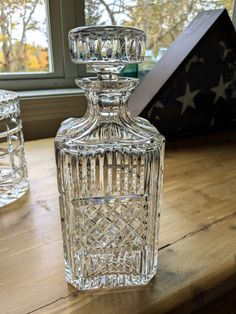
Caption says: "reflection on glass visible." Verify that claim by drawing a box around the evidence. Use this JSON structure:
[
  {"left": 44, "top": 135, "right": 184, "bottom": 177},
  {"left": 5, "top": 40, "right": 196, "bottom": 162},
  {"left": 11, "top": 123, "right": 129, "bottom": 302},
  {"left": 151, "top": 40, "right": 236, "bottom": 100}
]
[{"left": 0, "top": 0, "right": 51, "bottom": 74}]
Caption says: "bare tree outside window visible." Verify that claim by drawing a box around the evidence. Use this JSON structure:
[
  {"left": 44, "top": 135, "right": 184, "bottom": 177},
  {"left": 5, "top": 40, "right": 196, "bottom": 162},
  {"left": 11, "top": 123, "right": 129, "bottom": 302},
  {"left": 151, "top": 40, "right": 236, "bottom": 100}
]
[
  {"left": 0, "top": 0, "right": 50, "bottom": 74},
  {"left": 0, "top": 0, "right": 233, "bottom": 76},
  {"left": 85, "top": 0, "right": 234, "bottom": 73}
]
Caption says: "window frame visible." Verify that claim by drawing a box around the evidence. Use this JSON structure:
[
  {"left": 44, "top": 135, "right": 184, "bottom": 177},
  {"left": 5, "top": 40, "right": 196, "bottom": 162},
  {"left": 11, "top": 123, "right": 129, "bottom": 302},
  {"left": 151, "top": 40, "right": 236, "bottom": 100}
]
[
  {"left": 0, "top": 0, "right": 86, "bottom": 91},
  {"left": 232, "top": 0, "right": 236, "bottom": 25},
  {"left": 0, "top": 0, "right": 235, "bottom": 141},
  {"left": 0, "top": 0, "right": 236, "bottom": 92}
]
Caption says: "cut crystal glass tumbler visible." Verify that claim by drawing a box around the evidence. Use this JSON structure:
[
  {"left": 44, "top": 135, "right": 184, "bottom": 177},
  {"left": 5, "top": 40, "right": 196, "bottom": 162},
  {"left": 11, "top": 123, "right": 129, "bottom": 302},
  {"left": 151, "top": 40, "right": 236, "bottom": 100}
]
[
  {"left": 0, "top": 90, "right": 29, "bottom": 207},
  {"left": 55, "top": 26, "right": 165, "bottom": 290}
]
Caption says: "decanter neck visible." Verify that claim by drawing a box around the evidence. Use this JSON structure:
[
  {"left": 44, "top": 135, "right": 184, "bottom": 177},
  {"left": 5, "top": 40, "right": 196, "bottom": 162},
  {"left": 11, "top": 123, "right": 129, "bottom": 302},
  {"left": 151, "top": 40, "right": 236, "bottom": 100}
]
[
  {"left": 76, "top": 76, "right": 139, "bottom": 116},
  {"left": 86, "top": 90, "right": 130, "bottom": 116}
]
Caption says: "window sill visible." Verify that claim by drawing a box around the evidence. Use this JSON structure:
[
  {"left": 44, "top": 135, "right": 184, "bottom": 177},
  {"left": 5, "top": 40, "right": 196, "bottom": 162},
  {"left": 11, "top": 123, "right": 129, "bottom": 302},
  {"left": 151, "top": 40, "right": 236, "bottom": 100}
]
[
  {"left": 19, "top": 88, "right": 86, "bottom": 141},
  {"left": 18, "top": 88, "right": 84, "bottom": 100}
]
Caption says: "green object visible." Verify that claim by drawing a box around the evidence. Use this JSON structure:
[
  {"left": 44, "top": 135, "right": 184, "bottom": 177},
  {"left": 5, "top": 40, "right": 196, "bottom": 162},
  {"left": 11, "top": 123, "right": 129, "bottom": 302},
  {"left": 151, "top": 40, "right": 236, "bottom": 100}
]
[{"left": 121, "top": 64, "right": 138, "bottom": 78}]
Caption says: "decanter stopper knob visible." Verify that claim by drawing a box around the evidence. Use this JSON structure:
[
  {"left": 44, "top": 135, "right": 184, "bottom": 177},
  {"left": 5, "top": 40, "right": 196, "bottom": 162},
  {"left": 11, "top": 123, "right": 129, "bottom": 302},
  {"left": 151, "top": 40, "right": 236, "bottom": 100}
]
[{"left": 68, "top": 26, "right": 146, "bottom": 68}]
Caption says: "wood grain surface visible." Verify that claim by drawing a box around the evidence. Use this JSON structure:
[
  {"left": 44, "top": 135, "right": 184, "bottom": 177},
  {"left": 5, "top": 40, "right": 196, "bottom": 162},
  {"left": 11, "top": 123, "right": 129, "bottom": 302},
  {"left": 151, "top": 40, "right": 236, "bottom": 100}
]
[{"left": 0, "top": 130, "right": 236, "bottom": 314}]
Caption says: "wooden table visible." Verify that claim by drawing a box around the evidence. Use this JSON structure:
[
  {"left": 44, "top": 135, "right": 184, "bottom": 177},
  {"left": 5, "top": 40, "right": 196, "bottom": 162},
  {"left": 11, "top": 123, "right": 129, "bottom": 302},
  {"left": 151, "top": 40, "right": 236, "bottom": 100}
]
[{"left": 0, "top": 130, "right": 236, "bottom": 314}]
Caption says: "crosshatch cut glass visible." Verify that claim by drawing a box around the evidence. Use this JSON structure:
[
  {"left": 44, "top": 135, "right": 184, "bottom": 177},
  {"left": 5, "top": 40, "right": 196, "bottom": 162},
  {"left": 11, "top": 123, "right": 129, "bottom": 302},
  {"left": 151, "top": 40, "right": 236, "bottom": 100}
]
[
  {"left": 0, "top": 90, "right": 29, "bottom": 207},
  {"left": 55, "top": 26, "right": 165, "bottom": 290}
]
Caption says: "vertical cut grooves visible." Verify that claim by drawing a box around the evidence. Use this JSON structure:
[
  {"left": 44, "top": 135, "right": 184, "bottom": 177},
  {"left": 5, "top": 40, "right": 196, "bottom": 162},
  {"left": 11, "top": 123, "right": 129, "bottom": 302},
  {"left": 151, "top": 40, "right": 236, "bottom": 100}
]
[
  {"left": 124, "top": 152, "right": 129, "bottom": 194},
  {"left": 116, "top": 151, "right": 121, "bottom": 194},
  {"left": 107, "top": 151, "right": 113, "bottom": 193},
  {"left": 57, "top": 144, "right": 163, "bottom": 290},
  {"left": 90, "top": 155, "right": 96, "bottom": 195}
]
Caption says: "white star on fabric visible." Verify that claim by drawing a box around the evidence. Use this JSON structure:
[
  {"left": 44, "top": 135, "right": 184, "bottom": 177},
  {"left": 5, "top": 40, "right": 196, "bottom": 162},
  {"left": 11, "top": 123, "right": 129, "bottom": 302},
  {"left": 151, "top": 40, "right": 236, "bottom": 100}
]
[
  {"left": 210, "top": 75, "right": 231, "bottom": 104},
  {"left": 155, "top": 101, "right": 164, "bottom": 109},
  {"left": 147, "top": 101, "right": 164, "bottom": 118},
  {"left": 209, "top": 117, "right": 215, "bottom": 126},
  {"left": 219, "top": 41, "right": 232, "bottom": 60},
  {"left": 176, "top": 83, "right": 199, "bottom": 115},
  {"left": 185, "top": 55, "right": 204, "bottom": 72}
]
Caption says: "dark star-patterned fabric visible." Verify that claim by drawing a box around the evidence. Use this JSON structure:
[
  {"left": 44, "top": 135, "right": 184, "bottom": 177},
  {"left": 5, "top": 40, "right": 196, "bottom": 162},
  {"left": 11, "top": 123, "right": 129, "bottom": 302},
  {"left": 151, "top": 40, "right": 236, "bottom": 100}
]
[{"left": 141, "top": 11, "right": 236, "bottom": 140}]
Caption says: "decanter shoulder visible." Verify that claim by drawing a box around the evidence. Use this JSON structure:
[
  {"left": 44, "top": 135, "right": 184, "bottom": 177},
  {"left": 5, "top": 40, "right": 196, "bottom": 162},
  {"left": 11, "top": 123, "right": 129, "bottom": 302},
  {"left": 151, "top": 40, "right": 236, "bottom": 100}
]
[
  {"left": 55, "top": 116, "right": 91, "bottom": 142},
  {"left": 56, "top": 114, "right": 164, "bottom": 145},
  {"left": 128, "top": 115, "right": 165, "bottom": 143},
  {"left": 133, "top": 116, "right": 162, "bottom": 135}
]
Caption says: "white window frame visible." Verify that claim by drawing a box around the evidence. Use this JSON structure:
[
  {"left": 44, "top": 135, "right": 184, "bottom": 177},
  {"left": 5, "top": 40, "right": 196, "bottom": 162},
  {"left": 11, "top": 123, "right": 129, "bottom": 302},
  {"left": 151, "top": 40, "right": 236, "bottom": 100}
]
[
  {"left": 232, "top": 0, "right": 236, "bottom": 25},
  {"left": 0, "top": 0, "right": 86, "bottom": 91},
  {"left": 0, "top": 0, "right": 235, "bottom": 141},
  {"left": 0, "top": 0, "right": 235, "bottom": 92}
]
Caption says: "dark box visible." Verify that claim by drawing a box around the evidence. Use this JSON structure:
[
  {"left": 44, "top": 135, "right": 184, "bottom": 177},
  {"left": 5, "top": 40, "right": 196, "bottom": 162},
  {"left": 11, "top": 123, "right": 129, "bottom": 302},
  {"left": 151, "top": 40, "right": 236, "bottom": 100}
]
[{"left": 129, "top": 9, "right": 236, "bottom": 139}]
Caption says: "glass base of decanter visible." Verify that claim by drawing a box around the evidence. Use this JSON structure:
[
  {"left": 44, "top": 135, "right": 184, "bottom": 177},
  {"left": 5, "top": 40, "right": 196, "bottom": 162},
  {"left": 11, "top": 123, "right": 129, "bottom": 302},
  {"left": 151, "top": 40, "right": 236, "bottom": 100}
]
[
  {"left": 0, "top": 179, "right": 29, "bottom": 208},
  {"left": 64, "top": 255, "right": 157, "bottom": 290}
]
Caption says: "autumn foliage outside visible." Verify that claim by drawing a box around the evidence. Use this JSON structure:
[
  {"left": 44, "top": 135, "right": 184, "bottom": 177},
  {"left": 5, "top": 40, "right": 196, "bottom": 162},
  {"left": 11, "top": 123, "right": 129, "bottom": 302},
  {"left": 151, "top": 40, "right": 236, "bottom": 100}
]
[
  {"left": 0, "top": 0, "right": 49, "bottom": 73},
  {"left": 0, "top": 0, "right": 234, "bottom": 74}
]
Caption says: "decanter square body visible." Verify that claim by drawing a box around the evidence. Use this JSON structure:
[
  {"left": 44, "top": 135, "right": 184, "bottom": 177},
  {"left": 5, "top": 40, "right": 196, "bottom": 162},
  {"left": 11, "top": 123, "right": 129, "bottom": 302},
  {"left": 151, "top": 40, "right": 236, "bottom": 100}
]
[{"left": 55, "top": 26, "right": 165, "bottom": 290}]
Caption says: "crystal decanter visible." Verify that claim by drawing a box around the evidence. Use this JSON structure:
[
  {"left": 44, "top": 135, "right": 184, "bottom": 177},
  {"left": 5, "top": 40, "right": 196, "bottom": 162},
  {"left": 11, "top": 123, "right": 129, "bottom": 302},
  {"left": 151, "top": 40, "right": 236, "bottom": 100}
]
[
  {"left": 0, "top": 90, "right": 29, "bottom": 207},
  {"left": 55, "top": 26, "right": 165, "bottom": 290}
]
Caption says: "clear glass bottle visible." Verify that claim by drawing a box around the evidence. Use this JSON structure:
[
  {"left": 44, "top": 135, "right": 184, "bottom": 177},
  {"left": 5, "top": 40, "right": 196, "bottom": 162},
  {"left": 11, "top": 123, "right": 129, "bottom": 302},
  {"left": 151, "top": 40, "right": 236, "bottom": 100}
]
[
  {"left": 55, "top": 26, "right": 165, "bottom": 290},
  {"left": 0, "top": 90, "right": 29, "bottom": 207}
]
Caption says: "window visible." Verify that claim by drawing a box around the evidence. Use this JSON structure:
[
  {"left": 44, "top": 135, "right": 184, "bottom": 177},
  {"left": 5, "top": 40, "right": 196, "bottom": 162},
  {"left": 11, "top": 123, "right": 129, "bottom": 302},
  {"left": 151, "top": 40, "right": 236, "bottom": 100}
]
[
  {"left": 0, "top": 0, "right": 235, "bottom": 91},
  {"left": 0, "top": 0, "right": 85, "bottom": 90},
  {"left": 85, "top": 0, "right": 236, "bottom": 78},
  {"left": 0, "top": 0, "right": 234, "bottom": 141},
  {"left": 0, "top": 1, "right": 51, "bottom": 74}
]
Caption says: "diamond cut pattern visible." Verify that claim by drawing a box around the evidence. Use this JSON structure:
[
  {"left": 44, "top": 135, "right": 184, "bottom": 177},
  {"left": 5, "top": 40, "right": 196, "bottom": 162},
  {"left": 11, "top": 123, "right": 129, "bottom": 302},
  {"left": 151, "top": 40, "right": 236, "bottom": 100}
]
[{"left": 74, "top": 196, "right": 149, "bottom": 249}]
